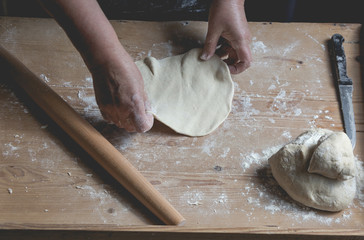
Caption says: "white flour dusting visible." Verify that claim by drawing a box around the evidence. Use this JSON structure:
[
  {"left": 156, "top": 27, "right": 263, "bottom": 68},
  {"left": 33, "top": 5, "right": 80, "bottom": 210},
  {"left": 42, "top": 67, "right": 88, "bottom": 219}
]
[
  {"left": 39, "top": 73, "right": 50, "bottom": 83},
  {"left": 251, "top": 38, "right": 268, "bottom": 54},
  {"left": 240, "top": 145, "right": 282, "bottom": 173},
  {"left": 308, "top": 109, "right": 335, "bottom": 128},
  {"left": 281, "top": 130, "right": 292, "bottom": 140},
  {"left": 201, "top": 138, "right": 216, "bottom": 156},
  {"left": 215, "top": 193, "right": 228, "bottom": 204},
  {"left": 268, "top": 84, "right": 277, "bottom": 90},
  {"left": 74, "top": 184, "right": 112, "bottom": 223},
  {"left": 270, "top": 89, "right": 305, "bottom": 116},
  {"left": 2, "top": 134, "right": 24, "bottom": 158},
  {"left": 219, "top": 147, "right": 230, "bottom": 158},
  {"left": 282, "top": 41, "right": 300, "bottom": 56},
  {"left": 304, "top": 33, "right": 326, "bottom": 51},
  {"left": 83, "top": 76, "right": 93, "bottom": 88},
  {"left": 232, "top": 91, "right": 260, "bottom": 122},
  {"left": 293, "top": 108, "right": 302, "bottom": 116},
  {"left": 77, "top": 89, "right": 101, "bottom": 119},
  {"left": 268, "top": 118, "right": 275, "bottom": 124},
  {"left": 183, "top": 190, "right": 204, "bottom": 206}
]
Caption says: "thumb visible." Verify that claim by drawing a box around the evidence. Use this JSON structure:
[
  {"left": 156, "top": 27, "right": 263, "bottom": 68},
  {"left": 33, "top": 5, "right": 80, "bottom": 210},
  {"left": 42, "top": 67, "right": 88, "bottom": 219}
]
[
  {"left": 200, "top": 29, "right": 220, "bottom": 61},
  {"left": 132, "top": 100, "right": 154, "bottom": 133}
]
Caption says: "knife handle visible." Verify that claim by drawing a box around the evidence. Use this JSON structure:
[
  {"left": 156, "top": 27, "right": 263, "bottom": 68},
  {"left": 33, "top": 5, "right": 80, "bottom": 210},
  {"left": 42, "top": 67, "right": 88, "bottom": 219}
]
[{"left": 330, "top": 34, "right": 352, "bottom": 85}]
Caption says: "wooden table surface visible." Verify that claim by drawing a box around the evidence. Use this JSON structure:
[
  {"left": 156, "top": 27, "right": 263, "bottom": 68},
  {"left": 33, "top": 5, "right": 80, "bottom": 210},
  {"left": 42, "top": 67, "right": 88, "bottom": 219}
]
[{"left": 0, "top": 17, "right": 363, "bottom": 239}]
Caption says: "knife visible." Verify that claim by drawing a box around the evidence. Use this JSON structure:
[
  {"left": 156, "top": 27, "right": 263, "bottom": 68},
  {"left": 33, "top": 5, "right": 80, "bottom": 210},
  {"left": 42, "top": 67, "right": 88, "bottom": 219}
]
[{"left": 330, "top": 34, "right": 356, "bottom": 149}]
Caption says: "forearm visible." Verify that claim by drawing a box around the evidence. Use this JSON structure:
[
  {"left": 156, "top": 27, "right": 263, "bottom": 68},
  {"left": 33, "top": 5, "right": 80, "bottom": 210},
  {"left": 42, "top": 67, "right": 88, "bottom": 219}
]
[{"left": 39, "top": 0, "right": 128, "bottom": 70}]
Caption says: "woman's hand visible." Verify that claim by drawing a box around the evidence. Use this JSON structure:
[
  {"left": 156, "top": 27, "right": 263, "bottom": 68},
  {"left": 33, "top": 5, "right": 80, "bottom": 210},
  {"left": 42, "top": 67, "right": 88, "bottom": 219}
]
[
  {"left": 91, "top": 50, "right": 153, "bottom": 132},
  {"left": 39, "top": 0, "right": 153, "bottom": 132},
  {"left": 201, "top": 0, "right": 252, "bottom": 74}
]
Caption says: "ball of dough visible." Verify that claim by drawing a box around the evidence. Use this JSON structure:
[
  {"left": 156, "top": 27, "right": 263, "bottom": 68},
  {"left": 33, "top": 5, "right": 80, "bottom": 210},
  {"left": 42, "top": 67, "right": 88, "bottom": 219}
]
[{"left": 269, "top": 129, "right": 356, "bottom": 212}]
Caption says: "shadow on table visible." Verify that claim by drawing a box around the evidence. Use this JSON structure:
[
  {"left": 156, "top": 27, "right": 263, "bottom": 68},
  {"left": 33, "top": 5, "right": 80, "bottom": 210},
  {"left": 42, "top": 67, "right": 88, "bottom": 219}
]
[{"left": 0, "top": 61, "right": 164, "bottom": 226}]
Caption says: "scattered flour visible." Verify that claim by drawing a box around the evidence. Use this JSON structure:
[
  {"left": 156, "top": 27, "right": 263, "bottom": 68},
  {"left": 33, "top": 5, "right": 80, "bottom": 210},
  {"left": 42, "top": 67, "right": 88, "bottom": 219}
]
[
  {"left": 270, "top": 89, "right": 305, "bottom": 116},
  {"left": 201, "top": 138, "right": 216, "bottom": 157},
  {"left": 281, "top": 130, "right": 292, "bottom": 140},
  {"left": 268, "top": 84, "right": 277, "bottom": 90},
  {"left": 232, "top": 91, "right": 260, "bottom": 122},
  {"left": 3, "top": 141, "right": 21, "bottom": 158},
  {"left": 77, "top": 89, "right": 101, "bottom": 118},
  {"left": 240, "top": 145, "right": 282, "bottom": 173},
  {"left": 308, "top": 109, "right": 334, "bottom": 128},
  {"left": 183, "top": 190, "right": 204, "bottom": 206},
  {"left": 74, "top": 184, "right": 115, "bottom": 223},
  {"left": 293, "top": 108, "right": 302, "bottom": 116},
  {"left": 251, "top": 38, "right": 268, "bottom": 54},
  {"left": 282, "top": 41, "right": 300, "bottom": 56},
  {"left": 39, "top": 73, "right": 50, "bottom": 83},
  {"left": 219, "top": 147, "right": 230, "bottom": 158},
  {"left": 75, "top": 185, "right": 110, "bottom": 204},
  {"left": 216, "top": 193, "right": 228, "bottom": 204},
  {"left": 1, "top": 31, "right": 362, "bottom": 228},
  {"left": 304, "top": 33, "right": 326, "bottom": 51}
]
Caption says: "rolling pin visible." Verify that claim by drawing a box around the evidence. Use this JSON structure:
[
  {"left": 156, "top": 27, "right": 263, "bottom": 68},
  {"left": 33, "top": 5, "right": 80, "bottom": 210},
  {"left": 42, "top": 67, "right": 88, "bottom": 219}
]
[{"left": 0, "top": 45, "right": 185, "bottom": 226}]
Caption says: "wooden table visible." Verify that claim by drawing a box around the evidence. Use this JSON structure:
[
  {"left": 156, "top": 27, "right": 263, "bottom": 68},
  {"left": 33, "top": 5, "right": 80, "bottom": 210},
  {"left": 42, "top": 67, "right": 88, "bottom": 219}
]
[{"left": 0, "top": 17, "right": 363, "bottom": 239}]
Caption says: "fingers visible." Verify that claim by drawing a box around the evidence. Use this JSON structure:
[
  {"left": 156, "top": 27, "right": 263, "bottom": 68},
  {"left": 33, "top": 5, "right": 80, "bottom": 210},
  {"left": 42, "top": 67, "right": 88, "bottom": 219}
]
[
  {"left": 228, "top": 47, "right": 252, "bottom": 74},
  {"left": 100, "top": 99, "right": 154, "bottom": 133},
  {"left": 128, "top": 96, "right": 154, "bottom": 133},
  {"left": 228, "top": 61, "right": 250, "bottom": 75},
  {"left": 200, "top": 28, "right": 221, "bottom": 61},
  {"left": 93, "top": 61, "right": 154, "bottom": 133},
  {"left": 218, "top": 41, "right": 252, "bottom": 74},
  {"left": 201, "top": 33, "right": 252, "bottom": 74}
]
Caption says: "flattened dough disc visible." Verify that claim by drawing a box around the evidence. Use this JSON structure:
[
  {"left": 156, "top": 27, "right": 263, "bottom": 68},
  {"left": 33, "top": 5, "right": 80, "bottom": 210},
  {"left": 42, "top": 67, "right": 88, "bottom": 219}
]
[{"left": 136, "top": 48, "right": 234, "bottom": 136}]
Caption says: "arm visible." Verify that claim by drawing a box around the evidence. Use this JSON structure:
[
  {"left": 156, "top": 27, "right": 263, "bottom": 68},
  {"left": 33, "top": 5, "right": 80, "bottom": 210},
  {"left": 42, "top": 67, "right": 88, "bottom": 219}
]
[
  {"left": 201, "top": 0, "right": 252, "bottom": 74},
  {"left": 39, "top": 0, "right": 153, "bottom": 132}
]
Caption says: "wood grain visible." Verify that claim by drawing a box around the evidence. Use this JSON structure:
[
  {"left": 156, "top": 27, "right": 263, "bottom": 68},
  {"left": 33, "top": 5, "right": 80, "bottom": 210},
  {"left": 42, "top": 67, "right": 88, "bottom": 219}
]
[
  {"left": 0, "top": 44, "right": 185, "bottom": 226},
  {"left": 0, "top": 17, "right": 363, "bottom": 238}
]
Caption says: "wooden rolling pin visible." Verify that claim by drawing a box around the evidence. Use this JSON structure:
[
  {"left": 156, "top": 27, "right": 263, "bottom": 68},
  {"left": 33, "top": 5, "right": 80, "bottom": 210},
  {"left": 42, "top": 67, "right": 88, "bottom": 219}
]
[{"left": 0, "top": 45, "right": 185, "bottom": 226}]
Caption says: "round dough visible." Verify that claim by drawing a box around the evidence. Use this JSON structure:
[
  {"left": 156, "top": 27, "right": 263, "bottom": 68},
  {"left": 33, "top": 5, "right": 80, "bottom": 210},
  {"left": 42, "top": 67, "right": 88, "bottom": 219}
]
[
  {"left": 136, "top": 48, "right": 234, "bottom": 136},
  {"left": 268, "top": 129, "right": 356, "bottom": 212}
]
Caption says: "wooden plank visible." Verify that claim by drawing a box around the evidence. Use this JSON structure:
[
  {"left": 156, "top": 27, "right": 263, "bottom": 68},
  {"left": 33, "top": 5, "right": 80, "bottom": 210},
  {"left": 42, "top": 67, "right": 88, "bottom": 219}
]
[{"left": 0, "top": 17, "right": 363, "bottom": 237}]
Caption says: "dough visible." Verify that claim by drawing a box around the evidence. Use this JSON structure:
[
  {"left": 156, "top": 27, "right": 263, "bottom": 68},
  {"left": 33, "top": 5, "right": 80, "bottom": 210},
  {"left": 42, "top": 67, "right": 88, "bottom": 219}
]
[
  {"left": 136, "top": 48, "right": 234, "bottom": 136},
  {"left": 269, "top": 129, "right": 356, "bottom": 212},
  {"left": 308, "top": 132, "right": 355, "bottom": 180}
]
